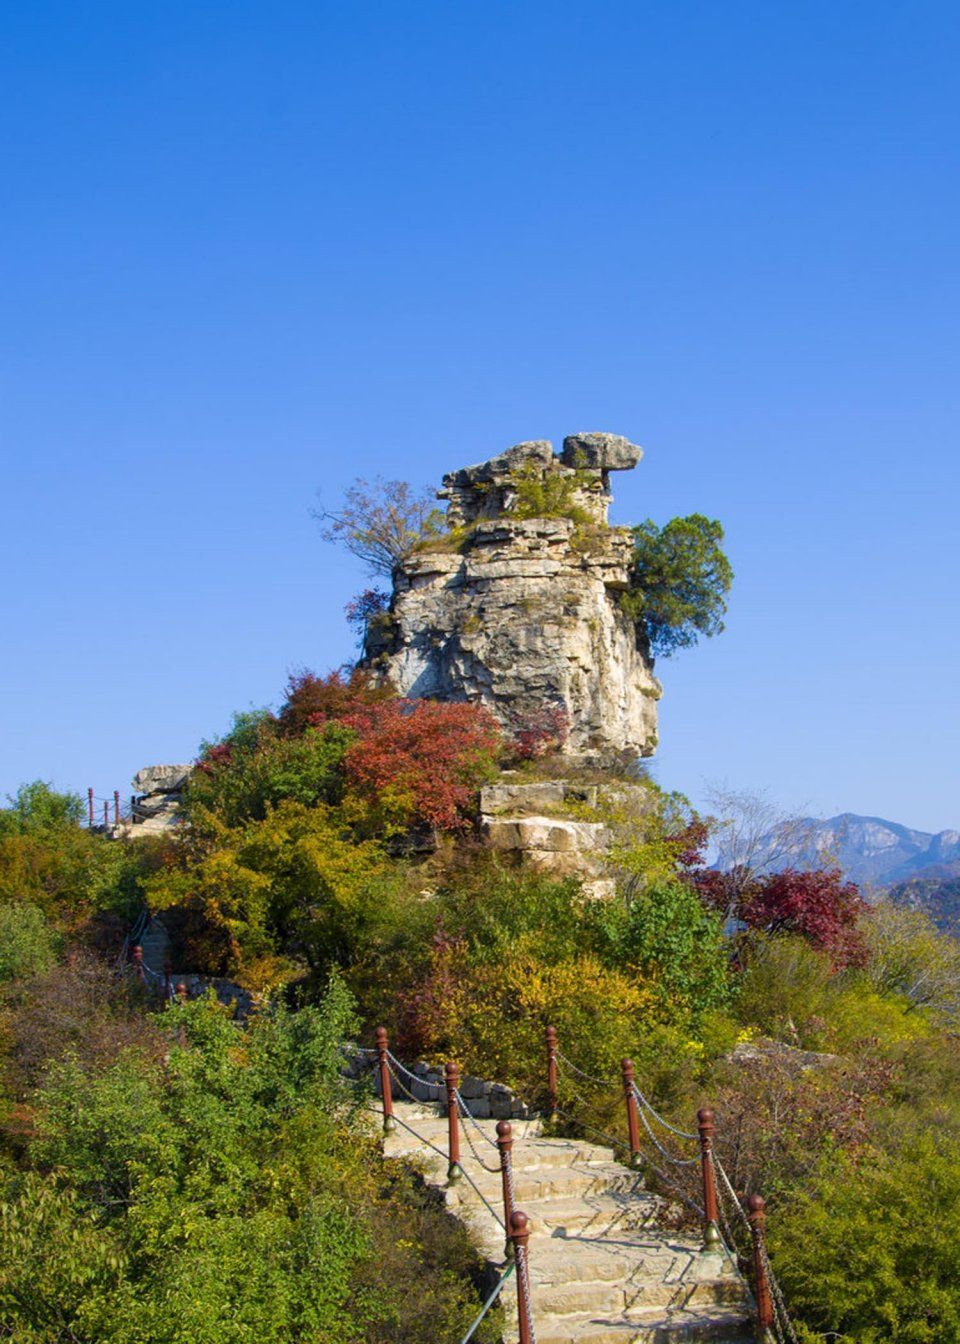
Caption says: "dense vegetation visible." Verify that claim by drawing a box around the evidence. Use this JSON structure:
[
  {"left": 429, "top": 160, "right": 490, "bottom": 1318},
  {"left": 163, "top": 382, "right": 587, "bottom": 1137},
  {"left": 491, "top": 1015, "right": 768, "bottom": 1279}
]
[{"left": 2, "top": 667, "right": 959, "bottom": 1342}]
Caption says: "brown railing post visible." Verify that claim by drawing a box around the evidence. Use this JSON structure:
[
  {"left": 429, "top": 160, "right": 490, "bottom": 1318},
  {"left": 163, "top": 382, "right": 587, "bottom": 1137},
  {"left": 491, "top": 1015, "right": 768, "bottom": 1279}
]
[
  {"left": 747, "top": 1194, "right": 775, "bottom": 1340},
  {"left": 621, "top": 1058, "right": 642, "bottom": 1168},
  {"left": 545, "top": 1025, "right": 558, "bottom": 1120},
  {"left": 496, "top": 1120, "right": 515, "bottom": 1257},
  {"left": 509, "top": 1210, "right": 534, "bottom": 1344},
  {"left": 87, "top": 788, "right": 94, "bottom": 827},
  {"left": 113, "top": 790, "right": 120, "bottom": 824},
  {"left": 375, "top": 1026, "right": 396, "bottom": 1133},
  {"left": 444, "top": 1060, "right": 462, "bottom": 1183},
  {"left": 697, "top": 1107, "right": 723, "bottom": 1251}
]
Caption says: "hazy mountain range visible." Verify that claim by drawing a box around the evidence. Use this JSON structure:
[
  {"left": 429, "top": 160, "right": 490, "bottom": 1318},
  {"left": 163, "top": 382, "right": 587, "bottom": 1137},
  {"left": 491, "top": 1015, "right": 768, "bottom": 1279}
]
[
  {"left": 743, "top": 812, "right": 960, "bottom": 932},
  {"left": 749, "top": 812, "right": 960, "bottom": 887}
]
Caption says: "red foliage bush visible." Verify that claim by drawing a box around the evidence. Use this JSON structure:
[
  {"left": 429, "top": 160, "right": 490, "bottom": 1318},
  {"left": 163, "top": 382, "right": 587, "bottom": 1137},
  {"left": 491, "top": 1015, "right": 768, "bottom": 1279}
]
[
  {"left": 277, "top": 667, "right": 392, "bottom": 737},
  {"left": 342, "top": 698, "right": 502, "bottom": 831},
  {"left": 743, "top": 867, "right": 868, "bottom": 968},
  {"left": 509, "top": 705, "right": 570, "bottom": 761}
]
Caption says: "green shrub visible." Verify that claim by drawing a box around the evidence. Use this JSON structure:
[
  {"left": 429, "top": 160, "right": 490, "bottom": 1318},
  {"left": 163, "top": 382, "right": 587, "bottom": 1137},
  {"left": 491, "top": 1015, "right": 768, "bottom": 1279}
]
[
  {"left": 770, "top": 1134, "right": 960, "bottom": 1343},
  {"left": 0, "top": 980, "right": 495, "bottom": 1344},
  {"left": 0, "top": 903, "right": 58, "bottom": 982}
]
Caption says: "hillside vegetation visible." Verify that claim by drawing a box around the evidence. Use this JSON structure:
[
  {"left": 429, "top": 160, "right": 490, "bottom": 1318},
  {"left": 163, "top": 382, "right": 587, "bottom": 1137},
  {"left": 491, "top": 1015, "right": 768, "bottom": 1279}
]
[{"left": 1, "top": 673, "right": 960, "bottom": 1342}]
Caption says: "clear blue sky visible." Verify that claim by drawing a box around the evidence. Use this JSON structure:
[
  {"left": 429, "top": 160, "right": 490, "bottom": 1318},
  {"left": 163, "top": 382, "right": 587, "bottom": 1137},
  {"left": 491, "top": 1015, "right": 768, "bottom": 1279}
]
[{"left": 2, "top": 2, "right": 958, "bottom": 831}]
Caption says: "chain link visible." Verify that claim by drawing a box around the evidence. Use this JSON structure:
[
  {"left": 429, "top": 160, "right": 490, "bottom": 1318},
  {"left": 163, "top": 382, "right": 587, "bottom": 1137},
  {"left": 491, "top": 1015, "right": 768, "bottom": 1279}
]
[
  {"left": 555, "top": 1050, "right": 618, "bottom": 1089},
  {"left": 634, "top": 1089, "right": 700, "bottom": 1167}
]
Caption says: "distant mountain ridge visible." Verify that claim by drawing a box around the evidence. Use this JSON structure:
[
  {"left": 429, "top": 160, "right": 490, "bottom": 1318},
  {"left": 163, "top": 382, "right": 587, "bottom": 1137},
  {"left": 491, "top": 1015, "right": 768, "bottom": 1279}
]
[{"left": 744, "top": 811, "right": 960, "bottom": 890}]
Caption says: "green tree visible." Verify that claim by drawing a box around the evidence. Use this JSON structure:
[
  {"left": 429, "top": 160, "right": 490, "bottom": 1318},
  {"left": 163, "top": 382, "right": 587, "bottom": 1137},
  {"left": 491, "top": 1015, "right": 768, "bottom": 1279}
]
[
  {"left": 0, "top": 782, "right": 83, "bottom": 836},
  {"left": 621, "top": 514, "right": 733, "bottom": 657}
]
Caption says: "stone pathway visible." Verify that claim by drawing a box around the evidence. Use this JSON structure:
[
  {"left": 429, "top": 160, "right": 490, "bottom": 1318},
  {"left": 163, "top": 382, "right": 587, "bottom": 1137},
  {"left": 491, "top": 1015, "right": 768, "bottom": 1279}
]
[{"left": 384, "top": 1100, "right": 754, "bottom": 1343}]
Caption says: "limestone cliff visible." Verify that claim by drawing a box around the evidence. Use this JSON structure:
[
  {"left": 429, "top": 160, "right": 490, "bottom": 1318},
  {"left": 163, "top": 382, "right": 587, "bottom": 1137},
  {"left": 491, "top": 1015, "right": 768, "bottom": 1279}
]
[{"left": 363, "top": 433, "right": 661, "bottom": 757}]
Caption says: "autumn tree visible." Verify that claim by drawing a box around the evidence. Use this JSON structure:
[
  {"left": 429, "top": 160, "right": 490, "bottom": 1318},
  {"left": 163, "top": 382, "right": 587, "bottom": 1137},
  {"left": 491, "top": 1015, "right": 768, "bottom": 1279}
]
[{"left": 314, "top": 476, "right": 445, "bottom": 577}]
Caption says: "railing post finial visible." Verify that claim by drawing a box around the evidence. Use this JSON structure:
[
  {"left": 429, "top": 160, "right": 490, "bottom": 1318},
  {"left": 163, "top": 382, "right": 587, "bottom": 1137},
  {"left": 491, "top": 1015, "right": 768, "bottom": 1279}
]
[
  {"left": 496, "top": 1119, "right": 515, "bottom": 1258},
  {"left": 747, "top": 1194, "right": 775, "bottom": 1340},
  {"left": 545, "top": 1025, "right": 558, "bottom": 1121},
  {"left": 509, "top": 1210, "right": 534, "bottom": 1344},
  {"left": 375, "top": 1026, "right": 396, "bottom": 1133},
  {"left": 620, "top": 1058, "right": 642, "bottom": 1169},
  {"left": 697, "top": 1106, "right": 723, "bottom": 1252},
  {"left": 444, "top": 1060, "right": 462, "bottom": 1184}
]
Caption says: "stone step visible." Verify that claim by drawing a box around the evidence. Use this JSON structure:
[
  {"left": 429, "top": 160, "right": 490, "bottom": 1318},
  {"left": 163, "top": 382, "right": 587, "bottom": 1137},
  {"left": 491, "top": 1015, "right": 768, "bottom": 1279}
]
[
  {"left": 448, "top": 1160, "right": 642, "bottom": 1206},
  {"left": 502, "top": 1305, "right": 753, "bottom": 1343},
  {"left": 383, "top": 1099, "right": 754, "bottom": 1344}
]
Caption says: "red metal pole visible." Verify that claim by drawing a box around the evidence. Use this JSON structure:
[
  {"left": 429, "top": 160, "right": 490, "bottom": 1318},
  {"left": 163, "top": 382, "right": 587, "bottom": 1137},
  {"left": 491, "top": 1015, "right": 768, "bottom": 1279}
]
[
  {"left": 747, "top": 1195, "right": 775, "bottom": 1337},
  {"left": 509, "top": 1210, "right": 534, "bottom": 1344},
  {"left": 698, "top": 1107, "right": 723, "bottom": 1251},
  {"left": 376, "top": 1026, "right": 396, "bottom": 1133},
  {"left": 545, "top": 1024, "right": 558, "bottom": 1120},
  {"left": 445, "top": 1060, "right": 462, "bottom": 1184},
  {"left": 497, "top": 1120, "right": 515, "bottom": 1257},
  {"left": 113, "top": 790, "right": 120, "bottom": 824},
  {"left": 88, "top": 788, "right": 94, "bottom": 827},
  {"left": 621, "top": 1058, "right": 642, "bottom": 1168}
]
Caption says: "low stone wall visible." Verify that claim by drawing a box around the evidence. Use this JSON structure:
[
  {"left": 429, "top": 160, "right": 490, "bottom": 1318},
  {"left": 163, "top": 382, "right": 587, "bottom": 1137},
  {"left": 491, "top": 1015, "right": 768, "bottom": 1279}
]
[{"left": 343, "top": 1051, "right": 530, "bottom": 1120}]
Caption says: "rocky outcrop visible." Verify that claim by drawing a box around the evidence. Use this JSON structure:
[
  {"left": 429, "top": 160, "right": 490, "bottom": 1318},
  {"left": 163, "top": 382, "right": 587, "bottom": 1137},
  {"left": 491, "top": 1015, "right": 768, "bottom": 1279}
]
[
  {"left": 364, "top": 434, "right": 661, "bottom": 757},
  {"left": 118, "top": 763, "right": 191, "bottom": 837}
]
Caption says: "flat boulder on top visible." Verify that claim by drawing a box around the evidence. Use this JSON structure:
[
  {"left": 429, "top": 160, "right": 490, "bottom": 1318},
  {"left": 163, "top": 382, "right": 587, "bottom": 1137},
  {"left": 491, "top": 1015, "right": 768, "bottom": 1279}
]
[
  {"left": 133, "top": 764, "right": 192, "bottom": 795},
  {"left": 561, "top": 431, "right": 642, "bottom": 471}
]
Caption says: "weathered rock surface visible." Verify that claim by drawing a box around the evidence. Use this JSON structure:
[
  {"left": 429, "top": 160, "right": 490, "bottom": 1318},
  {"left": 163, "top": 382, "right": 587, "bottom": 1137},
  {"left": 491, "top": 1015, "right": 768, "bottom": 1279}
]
[
  {"left": 364, "top": 436, "right": 660, "bottom": 757},
  {"left": 132, "top": 764, "right": 191, "bottom": 794}
]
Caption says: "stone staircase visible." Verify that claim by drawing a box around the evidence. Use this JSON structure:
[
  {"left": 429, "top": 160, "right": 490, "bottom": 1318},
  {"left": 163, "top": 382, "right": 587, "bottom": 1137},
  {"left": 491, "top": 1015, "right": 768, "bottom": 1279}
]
[
  {"left": 384, "top": 1100, "right": 754, "bottom": 1343},
  {"left": 138, "top": 917, "right": 172, "bottom": 975}
]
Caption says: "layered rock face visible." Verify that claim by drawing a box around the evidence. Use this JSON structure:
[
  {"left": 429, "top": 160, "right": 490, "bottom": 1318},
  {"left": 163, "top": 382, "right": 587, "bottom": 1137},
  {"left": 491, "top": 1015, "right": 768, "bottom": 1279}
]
[{"left": 364, "top": 433, "right": 660, "bottom": 757}]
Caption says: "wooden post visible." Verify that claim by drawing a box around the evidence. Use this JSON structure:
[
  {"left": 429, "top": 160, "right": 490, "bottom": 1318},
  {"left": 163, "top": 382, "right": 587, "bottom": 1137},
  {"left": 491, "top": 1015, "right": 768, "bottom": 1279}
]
[
  {"left": 131, "top": 945, "right": 145, "bottom": 982},
  {"left": 509, "top": 1210, "right": 534, "bottom": 1344},
  {"left": 496, "top": 1120, "right": 515, "bottom": 1257},
  {"left": 87, "top": 788, "right": 94, "bottom": 827},
  {"left": 545, "top": 1025, "right": 558, "bottom": 1120},
  {"left": 445, "top": 1060, "right": 462, "bottom": 1184},
  {"left": 113, "top": 790, "right": 120, "bottom": 824},
  {"left": 697, "top": 1107, "right": 723, "bottom": 1251},
  {"left": 376, "top": 1026, "right": 396, "bottom": 1133},
  {"left": 747, "top": 1195, "right": 775, "bottom": 1339},
  {"left": 621, "top": 1058, "right": 642, "bottom": 1168}
]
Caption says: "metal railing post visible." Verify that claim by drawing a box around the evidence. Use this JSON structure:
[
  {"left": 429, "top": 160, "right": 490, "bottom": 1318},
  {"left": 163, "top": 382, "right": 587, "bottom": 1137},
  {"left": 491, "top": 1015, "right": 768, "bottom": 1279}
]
[
  {"left": 496, "top": 1120, "right": 515, "bottom": 1258},
  {"left": 376, "top": 1026, "right": 396, "bottom": 1133},
  {"left": 747, "top": 1194, "right": 775, "bottom": 1340},
  {"left": 103, "top": 800, "right": 109, "bottom": 829},
  {"left": 87, "top": 788, "right": 94, "bottom": 827},
  {"left": 545, "top": 1024, "right": 558, "bottom": 1120},
  {"left": 509, "top": 1210, "right": 534, "bottom": 1344},
  {"left": 445, "top": 1060, "right": 462, "bottom": 1183},
  {"left": 113, "top": 790, "right": 120, "bottom": 824},
  {"left": 621, "top": 1058, "right": 642, "bottom": 1168},
  {"left": 697, "top": 1107, "right": 723, "bottom": 1251}
]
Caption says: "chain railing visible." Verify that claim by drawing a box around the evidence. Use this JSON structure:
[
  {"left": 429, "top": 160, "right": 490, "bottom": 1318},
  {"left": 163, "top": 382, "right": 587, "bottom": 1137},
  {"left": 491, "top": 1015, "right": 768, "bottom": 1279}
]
[{"left": 359, "top": 1023, "right": 800, "bottom": 1344}]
